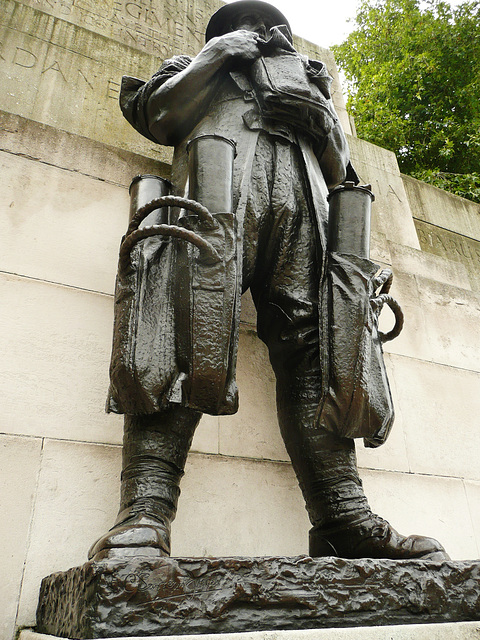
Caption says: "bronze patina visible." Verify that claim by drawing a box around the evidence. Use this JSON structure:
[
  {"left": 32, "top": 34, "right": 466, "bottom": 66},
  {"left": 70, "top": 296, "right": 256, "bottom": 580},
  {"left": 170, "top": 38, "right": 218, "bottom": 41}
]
[{"left": 88, "top": 0, "right": 448, "bottom": 563}]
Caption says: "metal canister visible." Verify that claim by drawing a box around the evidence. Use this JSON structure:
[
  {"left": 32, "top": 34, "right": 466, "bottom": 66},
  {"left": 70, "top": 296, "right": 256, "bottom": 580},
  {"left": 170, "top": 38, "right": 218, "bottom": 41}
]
[
  {"left": 327, "top": 182, "right": 375, "bottom": 258},
  {"left": 187, "top": 135, "right": 237, "bottom": 213},
  {"left": 129, "top": 174, "right": 172, "bottom": 226}
]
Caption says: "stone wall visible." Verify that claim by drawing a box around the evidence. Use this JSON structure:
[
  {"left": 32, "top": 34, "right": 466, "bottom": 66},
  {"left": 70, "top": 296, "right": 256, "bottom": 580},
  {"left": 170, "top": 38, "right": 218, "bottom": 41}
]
[{"left": 1, "top": 1, "right": 480, "bottom": 639}]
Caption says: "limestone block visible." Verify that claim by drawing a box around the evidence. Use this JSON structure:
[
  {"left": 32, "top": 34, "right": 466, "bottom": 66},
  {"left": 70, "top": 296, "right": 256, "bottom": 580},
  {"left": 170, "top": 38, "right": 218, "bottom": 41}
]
[
  {"left": 0, "top": 434, "right": 42, "bottom": 640},
  {"left": 171, "top": 453, "right": 309, "bottom": 558},
  {"left": 9, "top": 0, "right": 223, "bottom": 59},
  {"left": 369, "top": 231, "right": 392, "bottom": 266},
  {"left": 378, "top": 271, "right": 433, "bottom": 363},
  {"left": 415, "top": 219, "right": 480, "bottom": 293},
  {"left": 415, "top": 275, "right": 480, "bottom": 372},
  {"left": 17, "top": 622, "right": 480, "bottom": 640},
  {"left": 0, "top": 273, "right": 123, "bottom": 444},
  {"left": 2, "top": 1, "right": 349, "bottom": 161},
  {"left": 360, "top": 469, "right": 478, "bottom": 561},
  {"left": 191, "top": 414, "right": 219, "bottom": 455},
  {"left": 386, "top": 354, "right": 480, "bottom": 483},
  {"left": 1, "top": 1, "right": 171, "bottom": 161},
  {"left": 240, "top": 289, "right": 257, "bottom": 328},
  {"left": 348, "top": 136, "right": 421, "bottom": 251},
  {"left": 15, "top": 438, "right": 122, "bottom": 630},
  {"left": 389, "top": 242, "right": 471, "bottom": 291},
  {"left": 380, "top": 268, "right": 480, "bottom": 371},
  {"left": 403, "top": 174, "right": 480, "bottom": 241},
  {"left": 356, "top": 354, "right": 410, "bottom": 474},
  {"left": 0, "top": 111, "right": 171, "bottom": 187},
  {"left": 219, "top": 330, "right": 289, "bottom": 463},
  {"left": 0, "top": 150, "right": 127, "bottom": 293},
  {"left": 464, "top": 481, "right": 480, "bottom": 559},
  {"left": 349, "top": 135, "right": 400, "bottom": 176}
]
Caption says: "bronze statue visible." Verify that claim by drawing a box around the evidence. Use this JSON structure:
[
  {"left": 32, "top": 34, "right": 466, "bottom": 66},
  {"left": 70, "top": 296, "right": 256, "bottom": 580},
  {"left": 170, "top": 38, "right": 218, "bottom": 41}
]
[{"left": 88, "top": 0, "right": 448, "bottom": 562}]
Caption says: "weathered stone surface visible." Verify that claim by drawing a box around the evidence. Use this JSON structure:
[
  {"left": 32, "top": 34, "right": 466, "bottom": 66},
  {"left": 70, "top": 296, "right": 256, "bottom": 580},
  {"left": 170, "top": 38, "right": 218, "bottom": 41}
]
[
  {"left": 1, "top": 0, "right": 350, "bottom": 162},
  {"left": 18, "top": 623, "right": 480, "bottom": 640},
  {"left": 0, "top": 434, "right": 43, "bottom": 640},
  {"left": 360, "top": 468, "right": 478, "bottom": 562},
  {"left": 347, "top": 136, "right": 421, "bottom": 251},
  {"left": 37, "top": 556, "right": 480, "bottom": 638},
  {"left": 415, "top": 220, "right": 480, "bottom": 293},
  {"left": 18, "top": 621, "right": 480, "bottom": 640},
  {"left": 403, "top": 174, "right": 480, "bottom": 241},
  {"left": 0, "top": 111, "right": 171, "bottom": 186}
]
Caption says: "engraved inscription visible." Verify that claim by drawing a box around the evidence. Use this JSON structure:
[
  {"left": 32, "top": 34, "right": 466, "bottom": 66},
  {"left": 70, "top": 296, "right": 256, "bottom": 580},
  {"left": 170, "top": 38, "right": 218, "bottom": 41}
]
[
  {"left": 42, "top": 59, "right": 67, "bottom": 81},
  {"left": 387, "top": 183, "right": 402, "bottom": 202},
  {"left": 415, "top": 220, "right": 480, "bottom": 291},
  {"left": 120, "top": 570, "right": 222, "bottom": 600},
  {"left": 3, "top": 40, "right": 99, "bottom": 92},
  {"left": 15, "top": 0, "right": 211, "bottom": 56},
  {"left": 12, "top": 0, "right": 334, "bottom": 72},
  {"left": 107, "top": 78, "right": 121, "bottom": 99},
  {"left": 13, "top": 47, "right": 38, "bottom": 68},
  {"left": 416, "top": 223, "right": 480, "bottom": 264}
]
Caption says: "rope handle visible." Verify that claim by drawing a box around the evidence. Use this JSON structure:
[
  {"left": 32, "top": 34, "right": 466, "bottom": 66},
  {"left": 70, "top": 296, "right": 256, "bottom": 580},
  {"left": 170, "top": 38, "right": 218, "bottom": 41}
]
[
  {"left": 372, "top": 268, "right": 393, "bottom": 295},
  {"left": 370, "top": 269, "right": 404, "bottom": 343},
  {"left": 120, "top": 196, "right": 220, "bottom": 268},
  {"left": 126, "top": 195, "right": 216, "bottom": 236},
  {"left": 119, "top": 224, "right": 220, "bottom": 266}
]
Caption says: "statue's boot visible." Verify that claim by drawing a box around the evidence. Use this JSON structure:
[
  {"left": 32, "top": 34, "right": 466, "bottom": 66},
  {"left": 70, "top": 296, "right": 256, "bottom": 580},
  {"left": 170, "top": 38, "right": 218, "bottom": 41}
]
[
  {"left": 276, "top": 373, "right": 449, "bottom": 561},
  {"left": 88, "top": 406, "right": 201, "bottom": 560}
]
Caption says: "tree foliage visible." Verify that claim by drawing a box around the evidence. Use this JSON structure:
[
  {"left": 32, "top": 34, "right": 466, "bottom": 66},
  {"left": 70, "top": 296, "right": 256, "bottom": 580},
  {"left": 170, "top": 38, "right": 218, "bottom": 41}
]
[{"left": 333, "top": 0, "right": 480, "bottom": 203}]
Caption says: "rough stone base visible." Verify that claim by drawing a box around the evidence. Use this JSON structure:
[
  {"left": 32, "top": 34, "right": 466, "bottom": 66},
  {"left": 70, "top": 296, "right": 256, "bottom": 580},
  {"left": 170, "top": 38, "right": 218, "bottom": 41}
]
[
  {"left": 20, "top": 622, "right": 480, "bottom": 640},
  {"left": 36, "top": 556, "right": 480, "bottom": 638}
]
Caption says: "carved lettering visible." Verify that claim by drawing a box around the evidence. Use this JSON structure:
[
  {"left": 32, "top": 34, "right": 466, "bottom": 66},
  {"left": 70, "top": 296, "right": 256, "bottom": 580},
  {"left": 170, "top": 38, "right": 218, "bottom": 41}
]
[
  {"left": 145, "top": 8, "right": 163, "bottom": 28},
  {"left": 77, "top": 68, "right": 94, "bottom": 90},
  {"left": 175, "top": 22, "right": 184, "bottom": 38},
  {"left": 124, "top": 28, "right": 138, "bottom": 43},
  {"left": 431, "top": 231, "right": 449, "bottom": 254},
  {"left": 416, "top": 227, "right": 432, "bottom": 249},
  {"left": 15, "top": 0, "right": 206, "bottom": 57},
  {"left": 59, "top": 2, "right": 72, "bottom": 16},
  {"left": 111, "top": 11, "right": 126, "bottom": 27},
  {"left": 42, "top": 60, "right": 67, "bottom": 81},
  {"left": 107, "top": 78, "right": 121, "bottom": 99},
  {"left": 387, "top": 183, "right": 402, "bottom": 202},
  {"left": 75, "top": 0, "right": 110, "bottom": 17},
  {"left": 125, "top": 2, "right": 142, "bottom": 19},
  {"left": 416, "top": 222, "right": 480, "bottom": 272},
  {"left": 13, "top": 47, "right": 38, "bottom": 68},
  {"left": 447, "top": 236, "right": 465, "bottom": 259}
]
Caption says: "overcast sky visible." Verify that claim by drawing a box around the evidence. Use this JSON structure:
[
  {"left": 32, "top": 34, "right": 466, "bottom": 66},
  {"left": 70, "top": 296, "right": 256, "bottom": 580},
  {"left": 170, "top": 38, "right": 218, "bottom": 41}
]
[{"left": 225, "top": 0, "right": 468, "bottom": 48}]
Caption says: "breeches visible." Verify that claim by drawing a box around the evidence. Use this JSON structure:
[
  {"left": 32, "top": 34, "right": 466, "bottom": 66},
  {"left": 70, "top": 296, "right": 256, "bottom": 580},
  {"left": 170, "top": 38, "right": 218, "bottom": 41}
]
[
  {"left": 241, "top": 133, "right": 322, "bottom": 383},
  {"left": 239, "top": 134, "right": 358, "bottom": 527}
]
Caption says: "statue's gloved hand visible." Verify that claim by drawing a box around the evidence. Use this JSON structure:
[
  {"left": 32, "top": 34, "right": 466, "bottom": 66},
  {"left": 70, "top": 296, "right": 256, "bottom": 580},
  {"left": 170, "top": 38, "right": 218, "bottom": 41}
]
[{"left": 206, "top": 29, "right": 264, "bottom": 63}]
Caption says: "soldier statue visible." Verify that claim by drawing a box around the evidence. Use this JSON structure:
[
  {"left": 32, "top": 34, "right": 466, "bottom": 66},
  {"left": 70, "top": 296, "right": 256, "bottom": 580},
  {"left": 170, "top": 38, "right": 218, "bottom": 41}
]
[{"left": 89, "top": 0, "right": 448, "bottom": 562}]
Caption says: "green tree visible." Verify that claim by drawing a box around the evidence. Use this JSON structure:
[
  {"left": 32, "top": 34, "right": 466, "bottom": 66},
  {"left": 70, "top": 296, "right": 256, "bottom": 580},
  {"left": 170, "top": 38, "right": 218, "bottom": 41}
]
[{"left": 333, "top": 0, "right": 480, "bottom": 203}]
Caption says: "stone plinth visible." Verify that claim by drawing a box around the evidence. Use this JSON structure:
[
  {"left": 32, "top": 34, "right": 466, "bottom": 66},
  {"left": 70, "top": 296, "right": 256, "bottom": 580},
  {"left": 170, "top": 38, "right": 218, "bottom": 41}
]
[
  {"left": 19, "top": 622, "right": 480, "bottom": 640},
  {"left": 36, "top": 556, "right": 480, "bottom": 638}
]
